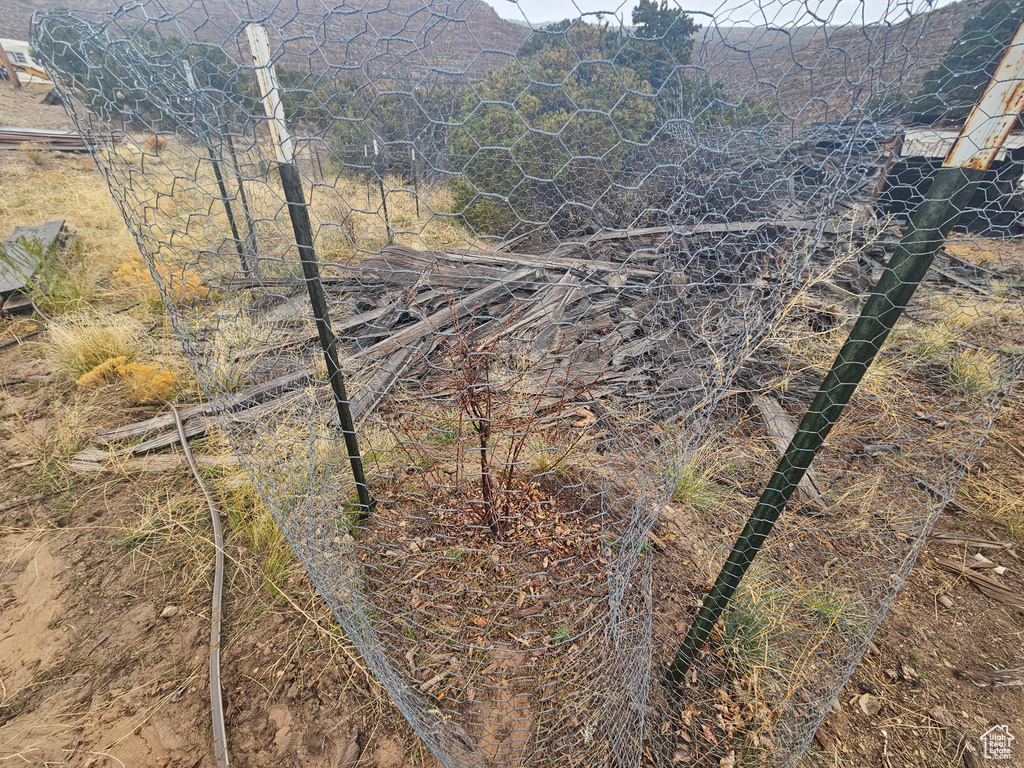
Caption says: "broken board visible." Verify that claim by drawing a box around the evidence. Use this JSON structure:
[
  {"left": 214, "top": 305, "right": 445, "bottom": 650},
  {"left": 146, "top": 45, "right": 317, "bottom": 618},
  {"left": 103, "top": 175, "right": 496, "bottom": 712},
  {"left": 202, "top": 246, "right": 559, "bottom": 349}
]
[{"left": 0, "top": 219, "right": 70, "bottom": 303}]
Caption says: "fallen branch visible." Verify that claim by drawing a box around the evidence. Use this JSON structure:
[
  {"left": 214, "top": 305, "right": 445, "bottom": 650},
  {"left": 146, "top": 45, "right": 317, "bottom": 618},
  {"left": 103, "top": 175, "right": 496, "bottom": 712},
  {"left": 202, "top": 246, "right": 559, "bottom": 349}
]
[{"left": 929, "top": 532, "right": 1012, "bottom": 550}]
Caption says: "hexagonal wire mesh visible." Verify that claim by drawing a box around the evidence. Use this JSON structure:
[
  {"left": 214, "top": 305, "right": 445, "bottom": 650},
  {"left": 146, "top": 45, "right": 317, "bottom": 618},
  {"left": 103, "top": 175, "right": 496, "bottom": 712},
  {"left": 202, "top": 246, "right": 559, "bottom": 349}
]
[{"left": 30, "top": 1, "right": 1024, "bottom": 765}]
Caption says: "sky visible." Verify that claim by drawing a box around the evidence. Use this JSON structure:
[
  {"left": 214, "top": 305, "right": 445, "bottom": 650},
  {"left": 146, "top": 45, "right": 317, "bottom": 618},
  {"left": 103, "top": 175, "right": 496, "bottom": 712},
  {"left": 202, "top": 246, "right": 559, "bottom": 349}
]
[{"left": 491, "top": 0, "right": 958, "bottom": 30}]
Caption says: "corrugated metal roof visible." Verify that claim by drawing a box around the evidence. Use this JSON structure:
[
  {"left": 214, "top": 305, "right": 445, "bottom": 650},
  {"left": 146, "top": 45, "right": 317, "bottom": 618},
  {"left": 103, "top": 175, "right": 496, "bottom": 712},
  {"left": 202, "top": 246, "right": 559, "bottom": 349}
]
[{"left": 901, "top": 127, "right": 1024, "bottom": 160}]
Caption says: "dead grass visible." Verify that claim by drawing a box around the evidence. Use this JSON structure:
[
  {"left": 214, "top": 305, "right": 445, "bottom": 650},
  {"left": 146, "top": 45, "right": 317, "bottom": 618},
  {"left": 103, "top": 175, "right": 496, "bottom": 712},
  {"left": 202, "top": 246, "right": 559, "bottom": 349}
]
[
  {"left": 43, "top": 391, "right": 107, "bottom": 461},
  {"left": 117, "top": 483, "right": 217, "bottom": 601},
  {"left": 928, "top": 293, "right": 1024, "bottom": 332},
  {"left": 0, "top": 154, "right": 140, "bottom": 292},
  {"left": 944, "top": 348, "right": 1004, "bottom": 396},
  {"left": 956, "top": 411, "right": 1024, "bottom": 542},
  {"left": 217, "top": 471, "right": 298, "bottom": 599},
  {"left": 90, "top": 137, "right": 475, "bottom": 284},
  {"left": 664, "top": 437, "right": 736, "bottom": 512},
  {"left": 42, "top": 312, "right": 147, "bottom": 377},
  {"left": 18, "top": 141, "right": 54, "bottom": 166},
  {"left": 312, "top": 175, "right": 476, "bottom": 260}
]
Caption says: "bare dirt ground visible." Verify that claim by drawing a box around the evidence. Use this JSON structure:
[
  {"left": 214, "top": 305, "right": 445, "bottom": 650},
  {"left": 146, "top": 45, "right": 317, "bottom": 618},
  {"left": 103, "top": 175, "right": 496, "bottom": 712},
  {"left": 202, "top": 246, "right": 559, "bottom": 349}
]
[
  {"left": 801, "top": 405, "right": 1024, "bottom": 767},
  {"left": 2, "top": 331, "right": 1020, "bottom": 768},
  {"left": 0, "top": 83, "right": 75, "bottom": 130},
  {"left": 0, "top": 351, "right": 435, "bottom": 767}
]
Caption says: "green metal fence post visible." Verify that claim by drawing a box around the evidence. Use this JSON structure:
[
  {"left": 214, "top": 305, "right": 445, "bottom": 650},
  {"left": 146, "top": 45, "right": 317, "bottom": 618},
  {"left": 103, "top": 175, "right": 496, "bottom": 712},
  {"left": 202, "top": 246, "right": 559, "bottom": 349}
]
[
  {"left": 666, "top": 18, "right": 1024, "bottom": 686},
  {"left": 247, "top": 23, "right": 375, "bottom": 517}
]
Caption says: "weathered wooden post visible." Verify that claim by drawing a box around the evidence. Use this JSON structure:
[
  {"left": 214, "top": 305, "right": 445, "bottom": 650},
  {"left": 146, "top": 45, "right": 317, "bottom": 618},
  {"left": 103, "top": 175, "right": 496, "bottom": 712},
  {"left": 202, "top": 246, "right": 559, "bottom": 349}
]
[{"left": 0, "top": 43, "right": 22, "bottom": 90}]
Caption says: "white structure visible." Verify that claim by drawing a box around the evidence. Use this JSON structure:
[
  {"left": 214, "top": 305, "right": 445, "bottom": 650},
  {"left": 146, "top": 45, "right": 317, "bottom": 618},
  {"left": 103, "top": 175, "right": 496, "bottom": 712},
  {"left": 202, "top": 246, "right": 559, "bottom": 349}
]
[
  {"left": 902, "top": 127, "right": 1024, "bottom": 162},
  {"left": 0, "top": 39, "right": 50, "bottom": 85}
]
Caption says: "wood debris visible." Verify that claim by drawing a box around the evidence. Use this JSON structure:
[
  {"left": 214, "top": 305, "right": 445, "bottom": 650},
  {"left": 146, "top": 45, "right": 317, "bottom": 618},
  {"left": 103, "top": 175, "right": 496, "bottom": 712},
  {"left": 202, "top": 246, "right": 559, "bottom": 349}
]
[
  {"left": 752, "top": 395, "right": 826, "bottom": 514},
  {"left": 1, "top": 219, "right": 71, "bottom": 301},
  {"left": 932, "top": 556, "right": 1024, "bottom": 611},
  {"left": 72, "top": 218, "right": 900, "bottom": 464}
]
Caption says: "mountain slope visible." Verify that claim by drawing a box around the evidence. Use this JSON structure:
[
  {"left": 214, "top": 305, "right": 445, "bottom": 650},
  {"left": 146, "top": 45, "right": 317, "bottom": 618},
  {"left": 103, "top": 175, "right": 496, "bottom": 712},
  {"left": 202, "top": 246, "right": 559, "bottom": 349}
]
[
  {"left": 695, "top": 0, "right": 986, "bottom": 120},
  {"left": 6, "top": 0, "right": 531, "bottom": 78},
  {"left": 6, "top": 0, "right": 989, "bottom": 117}
]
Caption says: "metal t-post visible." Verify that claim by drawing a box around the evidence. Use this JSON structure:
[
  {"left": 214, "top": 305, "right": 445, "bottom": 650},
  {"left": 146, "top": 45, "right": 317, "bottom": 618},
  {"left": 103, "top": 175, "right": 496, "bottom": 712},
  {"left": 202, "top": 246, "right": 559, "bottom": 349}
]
[
  {"left": 666, "top": 19, "right": 1024, "bottom": 685},
  {"left": 373, "top": 138, "right": 393, "bottom": 243},
  {"left": 247, "top": 23, "right": 374, "bottom": 516},
  {"left": 411, "top": 146, "right": 420, "bottom": 218},
  {"left": 222, "top": 120, "right": 260, "bottom": 268},
  {"left": 184, "top": 67, "right": 250, "bottom": 277}
]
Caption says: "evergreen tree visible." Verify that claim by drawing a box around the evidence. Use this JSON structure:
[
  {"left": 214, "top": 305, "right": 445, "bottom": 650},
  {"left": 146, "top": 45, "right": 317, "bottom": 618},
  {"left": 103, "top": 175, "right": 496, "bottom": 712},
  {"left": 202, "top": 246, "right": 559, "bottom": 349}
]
[{"left": 915, "top": 0, "right": 1024, "bottom": 120}]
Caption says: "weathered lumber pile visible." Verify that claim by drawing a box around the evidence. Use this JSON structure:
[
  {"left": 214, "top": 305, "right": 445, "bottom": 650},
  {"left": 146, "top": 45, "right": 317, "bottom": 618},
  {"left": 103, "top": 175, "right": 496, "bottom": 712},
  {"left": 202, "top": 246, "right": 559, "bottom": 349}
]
[
  {"left": 72, "top": 218, "right": 904, "bottom": 467},
  {"left": 0, "top": 126, "right": 114, "bottom": 151}
]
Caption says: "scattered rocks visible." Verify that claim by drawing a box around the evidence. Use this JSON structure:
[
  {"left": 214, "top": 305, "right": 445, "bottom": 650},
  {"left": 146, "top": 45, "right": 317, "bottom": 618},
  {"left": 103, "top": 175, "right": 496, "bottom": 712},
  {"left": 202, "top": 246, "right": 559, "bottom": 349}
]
[{"left": 858, "top": 693, "right": 882, "bottom": 716}]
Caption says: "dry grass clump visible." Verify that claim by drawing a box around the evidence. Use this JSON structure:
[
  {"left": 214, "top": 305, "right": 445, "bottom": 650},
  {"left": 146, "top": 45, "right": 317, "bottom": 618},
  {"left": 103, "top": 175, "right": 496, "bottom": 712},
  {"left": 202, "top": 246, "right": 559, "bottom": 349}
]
[
  {"left": 43, "top": 391, "right": 107, "bottom": 461},
  {"left": 666, "top": 440, "right": 732, "bottom": 511},
  {"left": 360, "top": 421, "right": 401, "bottom": 473},
  {"left": 944, "top": 236, "right": 1024, "bottom": 273},
  {"left": 76, "top": 355, "right": 176, "bottom": 404},
  {"left": 44, "top": 312, "right": 147, "bottom": 377},
  {"left": 111, "top": 253, "right": 209, "bottom": 306},
  {"left": 218, "top": 474, "right": 298, "bottom": 598},
  {"left": 780, "top": 323, "right": 910, "bottom": 401},
  {"left": 944, "top": 349, "right": 1004, "bottom": 396},
  {"left": 892, "top": 317, "right": 1006, "bottom": 396},
  {"left": 19, "top": 141, "right": 52, "bottom": 166},
  {"left": 900, "top": 324, "right": 953, "bottom": 362},
  {"left": 960, "top": 473, "right": 1024, "bottom": 542}
]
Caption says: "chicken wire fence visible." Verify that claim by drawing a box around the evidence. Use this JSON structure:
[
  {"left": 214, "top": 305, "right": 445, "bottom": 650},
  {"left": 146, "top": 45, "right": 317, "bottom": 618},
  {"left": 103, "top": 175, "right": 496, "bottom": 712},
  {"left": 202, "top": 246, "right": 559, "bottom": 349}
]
[{"left": 30, "top": 2, "right": 1024, "bottom": 766}]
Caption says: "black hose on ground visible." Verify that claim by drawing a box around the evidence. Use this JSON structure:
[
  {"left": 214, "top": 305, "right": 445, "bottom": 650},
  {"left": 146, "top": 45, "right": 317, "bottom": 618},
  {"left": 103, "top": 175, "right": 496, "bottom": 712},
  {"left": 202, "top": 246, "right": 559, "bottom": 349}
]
[{"left": 170, "top": 403, "right": 229, "bottom": 768}]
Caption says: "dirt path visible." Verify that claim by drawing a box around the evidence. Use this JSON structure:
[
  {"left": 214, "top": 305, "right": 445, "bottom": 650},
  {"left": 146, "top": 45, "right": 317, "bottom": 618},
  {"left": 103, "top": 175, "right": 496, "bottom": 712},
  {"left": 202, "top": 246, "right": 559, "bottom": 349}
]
[
  {"left": 0, "top": 83, "right": 75, "bottom": 130},
  {"left": 0, "top": 350, "right": 432, "bottom": 767}
]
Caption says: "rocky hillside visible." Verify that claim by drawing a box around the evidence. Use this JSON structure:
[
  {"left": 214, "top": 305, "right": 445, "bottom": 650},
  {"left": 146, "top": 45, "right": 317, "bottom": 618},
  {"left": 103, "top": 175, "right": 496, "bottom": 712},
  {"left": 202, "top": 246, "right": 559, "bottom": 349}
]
[
  {"left": 7, "top": 0, "right": 990, "bottom": 109},
  {"left": 5, "top": 0, "right": 531, "bottom": 78},
  {"left": 695, "top": 0, "right": 987, "bottom": 120}
]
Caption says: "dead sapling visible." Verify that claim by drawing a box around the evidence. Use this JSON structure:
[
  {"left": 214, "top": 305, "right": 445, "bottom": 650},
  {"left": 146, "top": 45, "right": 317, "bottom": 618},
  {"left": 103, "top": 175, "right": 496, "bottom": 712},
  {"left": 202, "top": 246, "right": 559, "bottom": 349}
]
[{"left": 397, "top": 284, "right": 592, "bottom": 541}]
